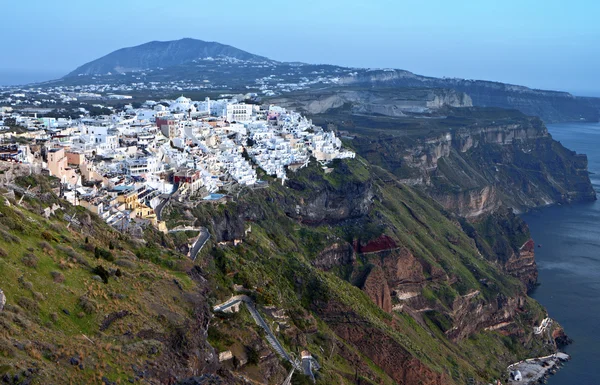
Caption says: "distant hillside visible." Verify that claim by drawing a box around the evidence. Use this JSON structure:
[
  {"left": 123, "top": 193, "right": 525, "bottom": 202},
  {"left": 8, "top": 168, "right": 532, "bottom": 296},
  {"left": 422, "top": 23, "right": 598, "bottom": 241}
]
[
  {"left": 56, "top": 38, "right": 600, "bottom": 122},
  {"left": 336, "top": 70, "right": 600, "bottom": 123},
  {"left": 65, "top": 38, "right": 273, "bottom": 77}
]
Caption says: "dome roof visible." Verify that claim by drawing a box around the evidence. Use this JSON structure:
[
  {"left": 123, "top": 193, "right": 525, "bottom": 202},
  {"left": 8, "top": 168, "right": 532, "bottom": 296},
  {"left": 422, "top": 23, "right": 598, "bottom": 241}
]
[{"left": 175, "top": 96, "right": 190, "bottom": 103}]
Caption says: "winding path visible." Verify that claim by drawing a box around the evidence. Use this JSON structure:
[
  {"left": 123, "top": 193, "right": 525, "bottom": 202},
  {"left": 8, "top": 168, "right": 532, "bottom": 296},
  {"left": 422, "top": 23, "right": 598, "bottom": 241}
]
[
  {"left": 189, "top": 228, "right": 210, "bottom": 261},
  {"left": 213, "top": 295, "right": 302, "bottom": 372}
]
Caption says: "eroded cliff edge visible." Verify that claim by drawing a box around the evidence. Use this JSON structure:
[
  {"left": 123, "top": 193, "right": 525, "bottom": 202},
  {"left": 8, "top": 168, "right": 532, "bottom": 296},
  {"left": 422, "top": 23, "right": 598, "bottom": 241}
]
[
  {"left": 167, "top": 159, "right": 566, "bottom": 384},
  {"left": 344, "top": 109, "right": 596, "bottom": 218}
]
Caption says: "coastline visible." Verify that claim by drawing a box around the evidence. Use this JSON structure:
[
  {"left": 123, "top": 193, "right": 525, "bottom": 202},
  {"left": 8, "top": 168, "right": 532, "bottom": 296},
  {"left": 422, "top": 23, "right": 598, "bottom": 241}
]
[{"left": 507, "top": 353, "right": 570, "bottom": 385}]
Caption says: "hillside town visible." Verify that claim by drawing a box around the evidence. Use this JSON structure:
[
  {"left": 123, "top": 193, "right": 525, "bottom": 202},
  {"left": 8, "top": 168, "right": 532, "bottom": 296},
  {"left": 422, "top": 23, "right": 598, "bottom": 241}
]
[{"left": 0, "top": 96, "right": 354, "bottom": 233}]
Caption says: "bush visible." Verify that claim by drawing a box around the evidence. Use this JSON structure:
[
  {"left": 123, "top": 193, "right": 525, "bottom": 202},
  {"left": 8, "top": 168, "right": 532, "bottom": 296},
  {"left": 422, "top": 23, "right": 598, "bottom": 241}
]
[
  {"left": 38, "top": 241, "right": 52, "bottom": 252},
  {"left": 18, "top": 276, "right": 34, "bottom": 291},
  {"left": 92, "top": 265, "right": 110, "bottom": 284},
  {"left": 0, "top": 338, "right": 15, "bottom": 358},
  {"left": 78, "top": 296, "right": 97, "bottom": 314},
  {"left": 21, "top": 252, "right": 38, "bottom": 268},
  {"left": 57, "top": 245, "right": 89, "bottom": 267},
  {"left": 245, "top": 346, "right": 260, "bottom": 365},
  {"left": 17, "top": 297, "right": 40, "bottom": 314},
  {"left": 94, "top": 247, "right": 114, "bottom": 262},
  {"left": 51, "top": 271, "right": 65, "bottom": 283},
  {"left": 0, "top": 229, "right": 20, "bottom": 243},
  {"left": 41, "top": 231, "right": 56, "bottom": 242},
  {"left": 115, "top": 259, "right": 136, "bottom": 269}
]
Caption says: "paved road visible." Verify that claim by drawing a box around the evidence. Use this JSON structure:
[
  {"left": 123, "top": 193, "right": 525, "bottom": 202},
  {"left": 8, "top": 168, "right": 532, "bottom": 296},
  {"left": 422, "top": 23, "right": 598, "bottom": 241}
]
[
  {"left": 213, "top": 295, "right": 302, "bottom": 371},
  {"left": 155, "top": 183, "right": 179, "bottom": 221},
  {"left": 189, "top": 227, "right": 210, "bottom": 261},
  {"left": 155, "top": 195, "right": 170, "bottom": 221}
]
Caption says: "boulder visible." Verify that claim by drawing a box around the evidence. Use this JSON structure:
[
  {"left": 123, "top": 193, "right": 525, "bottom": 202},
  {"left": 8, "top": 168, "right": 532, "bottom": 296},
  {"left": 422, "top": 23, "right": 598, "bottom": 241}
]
[{"left": 0, "top": 289, "right": 5, "bottom": 311}]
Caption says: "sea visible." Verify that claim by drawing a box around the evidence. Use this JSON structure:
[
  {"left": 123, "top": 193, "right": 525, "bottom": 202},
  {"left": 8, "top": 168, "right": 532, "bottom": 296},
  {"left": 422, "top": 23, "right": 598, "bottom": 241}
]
[
  {"left": 522, "top": 121, "right": 600, "bottom": 384},
  {"left": 0, "top": 70, "right": 64, "bottom": 86}
]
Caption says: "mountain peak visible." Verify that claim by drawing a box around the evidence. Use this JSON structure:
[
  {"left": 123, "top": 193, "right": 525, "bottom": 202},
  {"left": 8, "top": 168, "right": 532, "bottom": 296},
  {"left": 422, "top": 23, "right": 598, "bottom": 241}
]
[{"left": 65, "top": 38, "right": 273, "bottom": 77}]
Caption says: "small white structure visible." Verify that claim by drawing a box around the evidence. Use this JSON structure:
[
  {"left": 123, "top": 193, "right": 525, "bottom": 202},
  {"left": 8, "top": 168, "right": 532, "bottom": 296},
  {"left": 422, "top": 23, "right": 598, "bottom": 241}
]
[
  {"left": 511, "top": 370, "right": 522, "bottom": 381},
  {"left": 0, "top": 288, "right": 5, "bottom": 311}
]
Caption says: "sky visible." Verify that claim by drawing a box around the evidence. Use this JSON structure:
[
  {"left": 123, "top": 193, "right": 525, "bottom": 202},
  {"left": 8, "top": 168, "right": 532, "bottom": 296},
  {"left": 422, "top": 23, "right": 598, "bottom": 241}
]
[{"left": 1, "top": 0, "right": 599, "bottom": 95}]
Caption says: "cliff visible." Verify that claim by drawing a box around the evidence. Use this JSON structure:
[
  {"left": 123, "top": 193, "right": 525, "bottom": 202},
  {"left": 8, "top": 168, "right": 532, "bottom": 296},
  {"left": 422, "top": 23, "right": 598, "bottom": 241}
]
[
  {"left": 1, "top": 156, "right": 567, "bottom": 384},
  {"left": 337, "top": 70, "right": 600, "bottom": 122},
  {"left": 343, "top": 108, "right": 596, "bottom": 217},
  {"left": 272, "top": 88, "right": 472, "bottom": 116},
  {"left": 180, "top": 159, "right": 555, "bottom": 384}
]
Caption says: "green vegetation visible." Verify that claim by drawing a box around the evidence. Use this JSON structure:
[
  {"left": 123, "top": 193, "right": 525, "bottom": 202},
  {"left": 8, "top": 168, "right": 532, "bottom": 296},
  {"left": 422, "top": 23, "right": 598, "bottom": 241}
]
[
  {"left": 0, "top": 156, "right": 555, "bottom": 384},
  {"left": 185, "top": 158, "right": 552, "bottom": 384}
]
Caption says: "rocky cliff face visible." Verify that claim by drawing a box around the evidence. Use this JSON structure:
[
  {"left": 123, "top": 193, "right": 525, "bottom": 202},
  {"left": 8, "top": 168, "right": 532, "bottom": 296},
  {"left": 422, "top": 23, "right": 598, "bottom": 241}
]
[
  {"left": 337, "top": 69, "right": 600, "bottom": 122},
  {"left": 335, "top": 243, "right": 530, "bottom": 343},
  {"left": 461, "top": 207, "right": 538, "bottom": 291},
  {"left": 351, "top": 113, "right": 596, "bottom": 217},
  {"left": 359, "top": 266, "right": 393, "bottom": 313},
  {"left": 318, "top": 299, "right": 448, "bottom": 385},
  {"left": 272, "top": 88, "right": 472, "bottom": 116},
  {"left": 181, "top": 158, "right": 556, "bottom": 384}
]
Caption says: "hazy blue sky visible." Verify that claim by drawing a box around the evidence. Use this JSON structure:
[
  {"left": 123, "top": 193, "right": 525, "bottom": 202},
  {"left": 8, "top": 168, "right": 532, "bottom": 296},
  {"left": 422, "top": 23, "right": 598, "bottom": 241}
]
[{"left": 2, "top": 0, "right": 599, "bottom": 94}]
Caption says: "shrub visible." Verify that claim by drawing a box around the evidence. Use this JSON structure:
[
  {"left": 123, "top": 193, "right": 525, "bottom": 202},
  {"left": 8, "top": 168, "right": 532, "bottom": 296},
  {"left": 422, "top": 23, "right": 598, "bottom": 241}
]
[
  {"left": 78, "top": 296, "right": 97, "bottom": 314},
  {"left": 92, "top": 265, "right": 110, "bottom": 284},
  {"left": 50, "top": 271, "right": 65, "bottom": 283},
  {"left": 38, "top": 241, "right": 52, "bottom": 252},
  {"left": 17, "top": 297, "right": 40, "bottom": 314},
  {"left": 245, "top": 346, "right": 260, "bottom": 365},
  {"left": 0, "top": 338, "right": 15, "bottom": 358},
  {"left": 56, "top": 245, "right": 89, "bottom": 267},
  {"left": 81, "top": 243, "right": 94, "bottom": 252},
  {"left": 115, "top": 259, "right": 136, "bottom": 269},
  {"left": 21, "top": 253, "right": 38, "bottom": 268},
  {"left": 94, "top": 247, "right": 114, "bottom": 262},
  {"left": 41, "top": 231, "right": 56, "bottom": 242},
  {"left": 0, "top": 228, "right": 20, "bottom": 244},
  {"left": 18, "top": 276, "right": 34, "bottom": 291}
]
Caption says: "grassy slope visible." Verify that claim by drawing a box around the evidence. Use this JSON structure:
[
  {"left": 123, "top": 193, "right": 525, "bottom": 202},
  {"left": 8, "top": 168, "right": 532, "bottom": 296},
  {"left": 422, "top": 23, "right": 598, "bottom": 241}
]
[
  {"left": 190, "top": 158, "right": 551, "bottom": 384},
  {"left": 0, "top": 176, "right": 205, "bottom": 384}
]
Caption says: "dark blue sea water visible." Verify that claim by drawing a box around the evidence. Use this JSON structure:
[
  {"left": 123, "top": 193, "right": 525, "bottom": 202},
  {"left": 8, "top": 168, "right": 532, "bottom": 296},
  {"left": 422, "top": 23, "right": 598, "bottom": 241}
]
[{"left": 523, "top": 121, "right": 600, "bottom": 384}]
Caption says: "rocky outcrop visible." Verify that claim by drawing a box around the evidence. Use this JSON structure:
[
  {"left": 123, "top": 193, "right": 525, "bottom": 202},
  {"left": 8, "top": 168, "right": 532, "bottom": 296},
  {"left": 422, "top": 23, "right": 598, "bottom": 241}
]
[
  {"left": 313, "top": 242, "right": 355, "bottom": 271},
  {"left": 448, "top": 293, "right": 527, "bottom": 341},
  {"left": 353, "top": 234, "right": 397, "bottom": 253},
  {"left": 464, "top": 209, "right": 539, "bottom": 290},
  {"left": 432, "top": 186, "right": 501, "bottom": 218},
  {"left": 505, "top": 240, "right": 538, "bottom": 290},
  {"left": 288, "top": 179, "right": 373, "bottom": 224},
  {"left": 352, "top": 114, "right": 596, "bottom": 217},
  {"left": 273, "top": 88, "right": 472, "bottom": 116},
  {"left": 337, "top": 69, "right": 600, "bottom": 122},
  {"left": 552, "top": 327, "right": 573, "bottom": 348},
  {"left": 360, "top": 266, "right": 392, "bottom": 313},
  {"left": 319, "top": 299, "right": 448, "bottom": 385}
]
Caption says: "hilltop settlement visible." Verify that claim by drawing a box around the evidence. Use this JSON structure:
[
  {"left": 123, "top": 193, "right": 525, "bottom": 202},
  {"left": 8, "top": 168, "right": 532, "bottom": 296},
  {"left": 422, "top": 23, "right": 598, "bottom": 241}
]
[{"left": 0, "top": 95, "right": 354, "bottom": 233}]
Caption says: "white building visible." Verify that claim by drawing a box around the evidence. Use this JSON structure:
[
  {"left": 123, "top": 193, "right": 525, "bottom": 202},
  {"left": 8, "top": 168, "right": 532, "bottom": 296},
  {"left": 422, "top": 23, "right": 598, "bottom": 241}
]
[{"left": 226, "top": 103, "right": 253, "bottom": 122}]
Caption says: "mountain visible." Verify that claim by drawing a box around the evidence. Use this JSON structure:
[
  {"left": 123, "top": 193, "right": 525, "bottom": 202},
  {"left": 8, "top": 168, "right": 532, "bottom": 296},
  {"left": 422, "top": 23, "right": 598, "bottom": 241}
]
[
  {"left": 56, "top": 39, "right": 600, "bottom": 122},
  {"left": 65, "top": 38, "right": 273, "bottom": 77}
]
